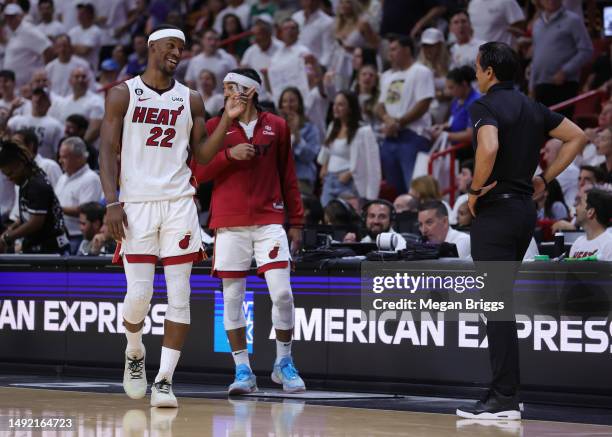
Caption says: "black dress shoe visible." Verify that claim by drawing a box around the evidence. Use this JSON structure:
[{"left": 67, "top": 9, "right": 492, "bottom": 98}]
[{"left": 456, "top": 390, "right": 521, "bottom": 420}]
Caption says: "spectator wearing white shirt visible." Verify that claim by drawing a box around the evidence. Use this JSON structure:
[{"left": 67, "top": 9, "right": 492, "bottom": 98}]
[
  {"left": 542, "top": 138, "right": 579, "bottom": 206},
  {"left": 0, "top": 172, "right": 15, "bottom": 223},
  {"left": 3, "top": 4, "right": 53, "bottom": 87},
  {"left": 64, "top": 113, "right": 98, "bottom": 171},
  {"left": 52, "top": 67, "right": 104, "bottom": 143},
  {"left": 198, "top": 70, "right": 224, "bottom": 117},
  {"left": 45, "top": 34, "right": 91, "bottom": 97},
  {"left": 292, "top": 0, "right": 334, "bottom": 66},
  {"left": 569, "top": 187, "right": 612, "bottom": 261},
  {"left": 36, "top": 0, "right": 67, "bottom": 40},
  {"left": 0, "top": 70, "right": 32, "bottom": 118},
  {"left": 68, "top": 2, "right": 103, "bottom": 72},
  {"left": 30, "top": 68, "right": 68, "bottom": 112},
  {"left": 7, "top": 87, "right": 64, "bottom": 160},
  {"left": 271, "top": 18, "right": 312, "bottom": 68},
  {"left": 418, "top": 200, "right": 471, "bottom": 259},
  {"left": 55, "top": 136, "right": 102, "bottom": 252},
  {"left": 449, "top": 10, "right": 484, "bottom": 69},
  {"left": 185, "top": 29, "right": 237, "bottom": 93},
  {"left": 55, "top": 0, "right": 80, "bottom": 31},
  {"left": 240, "top": 15, "right": 282, "bottom": 95},
  {"left": 213, "top": 0, "right": 250, "bottom": 33},
  {"left": 468, "top": 0, "right": 525, "bottom": 46},
  {"left": 375, "top": 35, "right": 435, "bottom": 195}
]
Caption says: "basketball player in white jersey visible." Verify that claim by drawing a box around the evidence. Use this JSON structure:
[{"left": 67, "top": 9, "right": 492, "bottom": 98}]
[{"left": 99, "top": 25, "right": 252, "bottom": 408}]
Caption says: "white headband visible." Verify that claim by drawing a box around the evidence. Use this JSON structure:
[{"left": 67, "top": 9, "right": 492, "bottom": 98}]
[
  {"left": 148, "top": 29, "right": 185, "bottom": 45},
  {"left": 223, "top": 72, "right": 260, "bottom": 93}
]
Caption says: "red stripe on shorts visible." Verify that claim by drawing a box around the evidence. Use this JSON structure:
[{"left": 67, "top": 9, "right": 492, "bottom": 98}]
[
  {"left": 257, "top": 261, "right": 289, "bottom": 277},
  {"left": 125, "top": 254, "right": 158, "bottom": 264}
]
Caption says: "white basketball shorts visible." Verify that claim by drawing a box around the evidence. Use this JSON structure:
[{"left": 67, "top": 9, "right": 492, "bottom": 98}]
[
  {"left": 212, "top": 224, "right": 290, "bottom": 278},
  {"left": 114, "top": 196, "right": 204, "bottom": 266}
]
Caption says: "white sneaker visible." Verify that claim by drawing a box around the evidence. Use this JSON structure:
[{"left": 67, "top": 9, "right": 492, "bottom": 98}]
[
  {"left": 151, "top": 378, "right": 178, "bottom": 408},
  {"left": 123, "top": 348, "right": 147, "bottom": 399}
]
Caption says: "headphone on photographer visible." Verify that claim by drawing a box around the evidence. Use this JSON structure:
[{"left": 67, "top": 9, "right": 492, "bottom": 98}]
[{"left": 361, "top": 199, "right": 397, "bottom": 225}]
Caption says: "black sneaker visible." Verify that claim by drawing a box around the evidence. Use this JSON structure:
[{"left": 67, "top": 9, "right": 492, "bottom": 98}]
[{"left": 456, "top": 390, "right": 521, "bottom": 420}]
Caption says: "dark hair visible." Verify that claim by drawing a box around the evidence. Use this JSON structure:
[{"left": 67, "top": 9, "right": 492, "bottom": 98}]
[
  {"left": 363, "top": 199, "right": 395, "bottom": 220},
  {"left": 447, "top": 65, "right": 476, "bottom": 85},
  {"left": 579, "top": 165, "right": 606, "bottom": 183},
  {"left": 302, "top": 194, "right": 324, "bottom": 225},
  {"left": 38, "top": 0, "right": 54, "bottom": 7},
  {"left": 77, "top": 2, "right": 95, "bottom": 16},
  {"left": 151, "top": 23, "right": 182, "bottom": 33},
  {"left": 449, "top": 9, "right": 470, "bottom": 21},
  {"left": 0, "top": 140, "right": 41, "bottom": 176},
  {"left": 230, "top": 67, "right": 261, "bottom": 85},
  {"left": 17, "top": 0, "right": 30, "bottom": 13},
  {"left": 14, "top": 128, "right": 39, "bottom": 153},
  {"left": 326, "top": 91, "right": 361, "bottom": 146},
  {"left": 388, "top": 34, "right": 414, "bottom": 56},
  {"left": 477, "top": 42, "right": 519, "bottom": 82},
  {"left": 460, "top": 158, "right": 474, "bottom": 174},
  {"left": 354, "top": 65, "right": 379, "bottom": 121},
  {"left": 221, "top": 13, "right": 244, "bottom": 39},
  {"left": 279, "top": 87, "right": 306, "bottom": 126},
  {"left": 544, "top": 178, "right": 569, "bottom": 220},
  {"left": 325, "top": 199, "right": 359, "bottom": 227},
  {"left": 418, "top": 200, "right": 448, "bottom": 218},
  {"left": 66, "top": 113, "right": 89, "bottom": 132},
  {"left": 133, "top": 32, "right": 147, "bottom": 40},
  {"left": 0, "top": 70, "right": 16, "bottom": 82},
  {"left": 79, "top": 201, "right": 105, "bottom": 224},
  {"left": 586, "top": 188, "right": 612, "bottom": 227},
  {"left": 358, "top": 47, "right": 378, "bottom": 68}
]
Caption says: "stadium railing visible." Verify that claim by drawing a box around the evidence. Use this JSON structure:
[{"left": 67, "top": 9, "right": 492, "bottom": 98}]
[{"left": 429, "top": 89, "right": 608, "bottom": 207}]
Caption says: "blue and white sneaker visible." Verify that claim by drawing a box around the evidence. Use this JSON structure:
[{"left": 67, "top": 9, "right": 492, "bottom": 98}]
[
  {"left": 228, "top": 364, "right": 258, "bottom": 395},
  {"left": 271, "top": 357, "right": 306, "bottom": 393}
]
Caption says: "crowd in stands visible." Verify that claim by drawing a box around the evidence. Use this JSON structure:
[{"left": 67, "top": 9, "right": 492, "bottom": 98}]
[{"left": 0, "top": 0, "right": 611, "bottom": 261}]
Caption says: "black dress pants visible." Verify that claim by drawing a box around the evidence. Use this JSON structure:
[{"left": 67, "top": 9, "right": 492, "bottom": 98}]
[{"left": 470, "top": 196, "right": 537, "bottom": 396}]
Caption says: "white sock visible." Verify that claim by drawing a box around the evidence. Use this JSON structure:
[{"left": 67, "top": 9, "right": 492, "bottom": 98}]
[
  {"left": 155, "top": 346, "right": 181, "bottom": 383},
  {"left": 276, "top": 340, "right": 292, "bottom": 363},
  {"left": 232, "top": 349, "right": 250, "bottom": 368},
  {"left": 125, "top": 328, "right": 144, "bottom": 357}
]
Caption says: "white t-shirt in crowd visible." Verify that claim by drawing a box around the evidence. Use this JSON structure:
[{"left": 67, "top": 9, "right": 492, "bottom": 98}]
[
  {"left": 185, "top": 50, "right": 238, "bottom": 92},
  {"left": 4, "top": 21, "right": 52, "bottom": 87},
  {"left": 51, "top": 90, "right": 104, "bottom": 123},
  {"left": 241, "top": 39, "right": 283, "bottom": 74},
  {"left": 327, "top": 138, "right": 351, "bottom": 173},
  {"left": 68, "top": 24, "right": 103, "bottom": 72},
  {"left": 270, "top": 43, "right": 311, "bottom": 67},
  {"left": 450, "top": 38, "right": 485, "bottom": 69},
  {"left": 0, "top": 173, "right": 15, "bottom": 217},
  {"left": 203, "top": 93, "right": 224, "bottom": 117},
  {"left": 35, "top": 153, "right": 62, "bottom": 187},
  {"left": 45, "top": 56, "right": 91, "bottom": 97},
  {"left": 468, "top": 0, "right": 525, "bottom": 46},
  {"left": 96, "top": 0, "right": 135, "bottom": 46},
  {"left": 378, "top": 62, "right": 435, "bottom": 137},
  {"left": 570, "top": 231, "right": 612, "bottom": 261},
  {"left": 556, "top": 163, "right": 579, "bottom": 207},
  {"left": 54, "top": 164, "right": 103, "bottom": 236},
  {"left": 450, "top": 193, "right": 469, "bottom": 225},
  {"left": 55, "top": 0, "right": 79, "bottom": 30},
  {"left": 36, "top": 20, "right": 67, "bottom": 39},
  {"left": 0, "top": 98, "right": 32, "bottom": 117},
  {"left": 291, "top": 9, "right": 334, "bottom": 66},
  {"left": 7, "top": 114, "right": 64, "bottom": 160},
  {"left": 445, "top": 227, "right": 471, "bottom": 259},
  {"left": 213, "top": 3, "right": 251, "bottom": 33}
]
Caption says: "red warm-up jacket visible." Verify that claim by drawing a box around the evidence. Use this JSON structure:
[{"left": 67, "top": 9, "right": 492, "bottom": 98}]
[{"left": 192, "top": 111, "right": 304, "bottom": 230}]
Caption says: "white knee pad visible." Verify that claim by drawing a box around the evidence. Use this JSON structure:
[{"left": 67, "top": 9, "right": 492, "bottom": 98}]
[
  {"left": 223, "top": 278, "right": 247, "bottom": 330},
  {"left": 265, "top": 268, "right": 294, "bottom": 330},
  {"left": 164, "top": 263, "right": 192, "bottom": 324},
  {"left": 123, "top": 262, "right": 155, "bottom": 324}
]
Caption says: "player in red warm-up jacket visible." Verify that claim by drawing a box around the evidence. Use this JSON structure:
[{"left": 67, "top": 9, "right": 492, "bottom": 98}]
[{"left": 192, "top": 68, "right": 306, "bottom": 395}]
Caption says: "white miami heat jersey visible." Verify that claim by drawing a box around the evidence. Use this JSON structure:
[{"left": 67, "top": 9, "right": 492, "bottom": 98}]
[{"left": 119, "top": 76, "right": 194, "bottom": 202}]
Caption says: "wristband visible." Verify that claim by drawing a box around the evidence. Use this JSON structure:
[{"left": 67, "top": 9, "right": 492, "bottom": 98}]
[
  {"left": 106, "top": 202, "right": 121, "bottom": 208},
  {"left": 536, "top": 174, "right": 548, "bottom": 189},
  {"left": 467, "top": 186, "right": 482, "bottom": 195}
]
